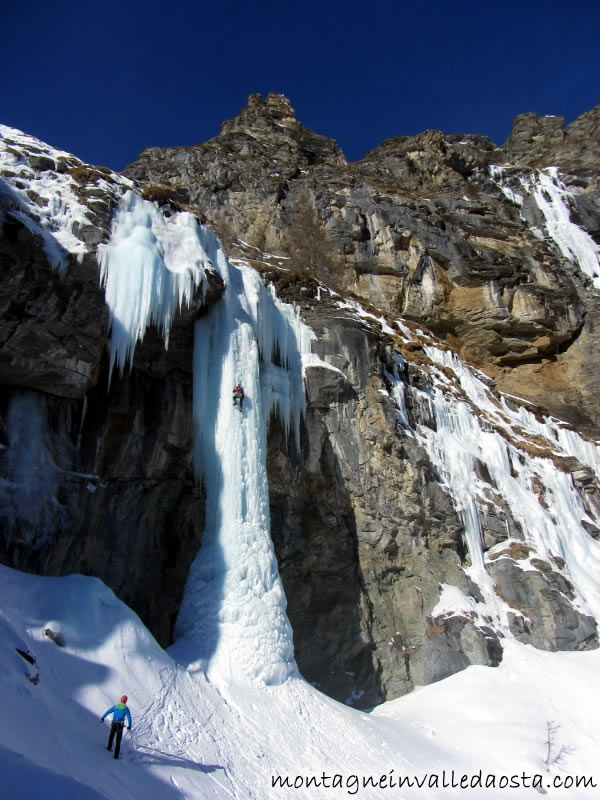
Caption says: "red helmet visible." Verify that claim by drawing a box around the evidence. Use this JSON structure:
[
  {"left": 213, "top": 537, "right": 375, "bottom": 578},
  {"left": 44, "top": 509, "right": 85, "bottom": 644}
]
[{"left": 120, "top": 695, "right": 128, "bottom": 703}]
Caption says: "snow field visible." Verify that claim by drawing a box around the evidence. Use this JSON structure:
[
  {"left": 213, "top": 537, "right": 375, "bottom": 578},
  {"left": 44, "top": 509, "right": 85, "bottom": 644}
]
[{"left": 1, "top": 564, "right": 599, "bottom": 799}]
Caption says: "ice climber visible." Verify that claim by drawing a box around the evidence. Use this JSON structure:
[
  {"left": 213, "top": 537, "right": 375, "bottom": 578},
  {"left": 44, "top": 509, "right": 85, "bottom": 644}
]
[
  {"left": 101, "top": 695, "right": 132, "bottom": 759},
  {"left": 233, "top": 383, "right": 244, "bottom": 411}
]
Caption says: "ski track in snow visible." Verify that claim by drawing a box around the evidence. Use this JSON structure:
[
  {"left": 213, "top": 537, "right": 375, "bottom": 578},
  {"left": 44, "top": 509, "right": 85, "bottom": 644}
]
[{"left": 133, "top": 668, "right": 239, "bottom": 799}]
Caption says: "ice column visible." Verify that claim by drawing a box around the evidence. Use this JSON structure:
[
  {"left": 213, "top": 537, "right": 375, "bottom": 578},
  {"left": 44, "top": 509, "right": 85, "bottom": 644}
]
[
  {"left": 172, "top": 225, "right": 312, "bottom": 686},
  {"left": 384, "top": 354, "right": 413, "bottom": 432},
  {"left": 98, "top": 194, "right": 311, "bottom": 684}
]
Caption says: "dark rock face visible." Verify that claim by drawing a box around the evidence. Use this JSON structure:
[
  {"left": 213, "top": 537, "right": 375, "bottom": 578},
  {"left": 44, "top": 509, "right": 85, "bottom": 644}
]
[
  {"left": 0, "top": 218, "right": 106, "bottom": 397},
  {"left": 0, "top": 305, "right": 225, "bottom": 647},
  {"left": 2, "top": 96, "right": 600, "bottom": 702},
  {"left": 0, "top": 360, "right": 206, "bottom": 647},
  {"left": 0, "top": 136, "right": 224, "bottom": 646},
  {"left": 268, "top": 299, "right": 505, "bottom": 706},
  {"left": 489, "top": 557, "right": 597, "bottom": 651}
]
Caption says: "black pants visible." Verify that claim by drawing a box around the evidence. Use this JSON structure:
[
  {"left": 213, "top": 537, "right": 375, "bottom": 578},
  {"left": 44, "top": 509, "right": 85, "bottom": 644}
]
[{"left": 107, "top": 721, "right": 125, "bottom": 758}]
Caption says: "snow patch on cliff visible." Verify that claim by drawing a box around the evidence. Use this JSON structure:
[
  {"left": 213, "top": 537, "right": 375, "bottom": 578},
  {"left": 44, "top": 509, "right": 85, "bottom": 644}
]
[{"left": 0, "top": 123, "right": 131, "bottom": 275}]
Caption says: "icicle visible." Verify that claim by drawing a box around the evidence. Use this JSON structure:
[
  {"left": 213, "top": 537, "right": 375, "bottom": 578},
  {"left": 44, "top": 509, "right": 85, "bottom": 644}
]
[
  {"left": 97, "top": 190, "right": 210, "bottom": 381},
  {"left": 384, "top": 354, "right": 412, "bottom": 432},
  {"left": 76, "top": 396, "right": 88, "bottom": 451}
]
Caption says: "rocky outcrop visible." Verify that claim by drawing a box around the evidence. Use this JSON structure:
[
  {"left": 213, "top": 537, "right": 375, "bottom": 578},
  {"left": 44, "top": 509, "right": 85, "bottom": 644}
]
[
  {"left": 501, "top": 105, "right": 600, "bottom": 176},
  {"left": 123, "top": 93, "right": 347, "bottom": 254},
  {"left": 488, "top": 555, "right": 597, "bottom": 651},
  {"left": 267, "top": 298, "right": 502, "bottom": 705},
  {"left": 124, "top": 94, "right": 600, "bottom": 437}
]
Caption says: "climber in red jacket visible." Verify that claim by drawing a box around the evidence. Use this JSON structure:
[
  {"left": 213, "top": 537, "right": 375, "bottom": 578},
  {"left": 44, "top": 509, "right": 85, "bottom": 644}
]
[{"left": 233, "top": 384, "right": 244, "bottom": 411}]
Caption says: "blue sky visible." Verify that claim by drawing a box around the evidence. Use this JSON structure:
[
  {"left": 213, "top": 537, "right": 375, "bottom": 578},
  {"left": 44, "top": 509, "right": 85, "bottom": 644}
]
[{"left": 3, "top": 0, "right": 599, "bottom": 170}]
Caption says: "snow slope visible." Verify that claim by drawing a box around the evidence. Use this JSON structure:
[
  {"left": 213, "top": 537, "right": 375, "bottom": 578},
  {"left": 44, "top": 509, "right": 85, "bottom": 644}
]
[{"left": 1, "top": 564, "right": 599, "bottom": 800}]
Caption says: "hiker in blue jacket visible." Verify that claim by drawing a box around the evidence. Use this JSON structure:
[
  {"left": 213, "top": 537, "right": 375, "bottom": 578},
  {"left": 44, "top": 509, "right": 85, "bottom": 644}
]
[{"left": 101, "top": 695, "right": 132, "bottom": 759}]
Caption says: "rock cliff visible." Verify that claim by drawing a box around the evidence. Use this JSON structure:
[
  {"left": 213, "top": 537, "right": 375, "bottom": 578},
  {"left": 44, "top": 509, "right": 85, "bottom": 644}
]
[
  {"left": 125, "top": 94, "right": 600, "bottom": 437},
  {"left": 2, "top": 95, "right": 600, "bottom": 707}
]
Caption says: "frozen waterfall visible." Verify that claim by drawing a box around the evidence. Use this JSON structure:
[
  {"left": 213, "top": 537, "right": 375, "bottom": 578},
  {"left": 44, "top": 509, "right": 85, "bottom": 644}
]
[
  {"left": 173, "top": 228, "right": 313, "bottom": 686},
  {"left": 520, "top": 168, "right": 600, "bottom": 290},
  {"left": 489, "top": 164, "right": 600, "bottom": 291},
  {"left": 392, "top": 343, "right": 600, "bottom": 627},
  {"left": 98, "top": 193, "right": 313, "bottom": 685}
]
